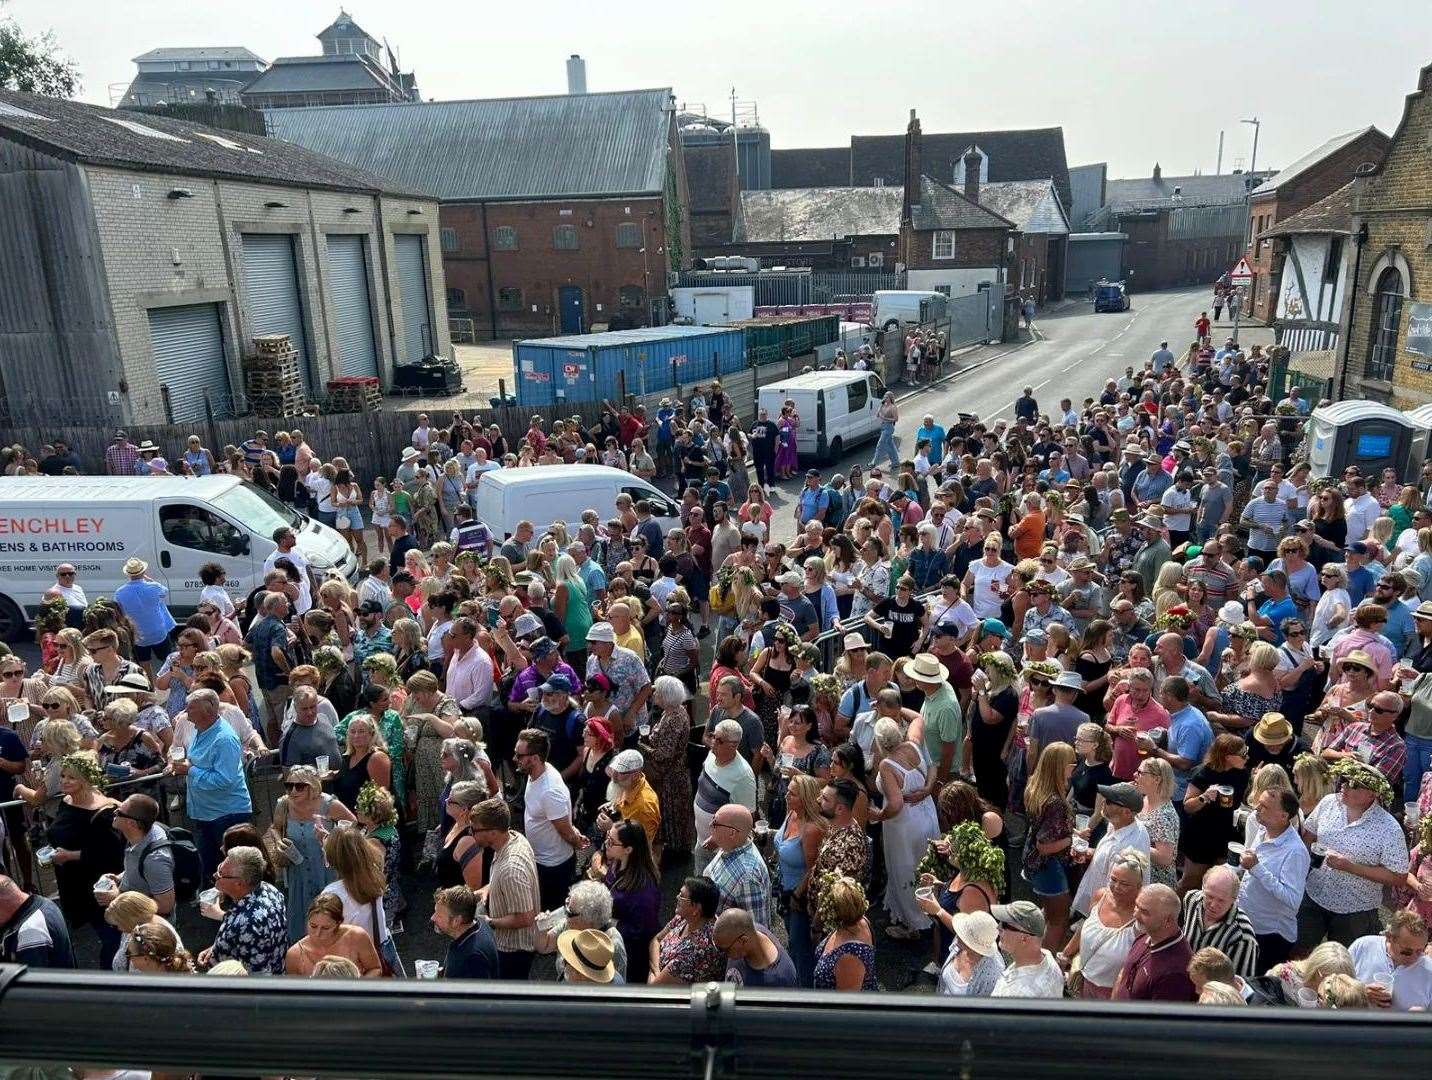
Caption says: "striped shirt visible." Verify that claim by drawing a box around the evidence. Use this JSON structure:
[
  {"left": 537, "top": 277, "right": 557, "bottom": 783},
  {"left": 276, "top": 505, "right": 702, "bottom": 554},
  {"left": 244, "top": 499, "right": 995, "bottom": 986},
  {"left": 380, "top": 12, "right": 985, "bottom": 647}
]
[
  {"left": 1179, "top": 891, "right": 1259, "bottom": 979},
  {"left": 488, "top": 832, "right": 541, "bottom": 953},
  {"left": 1240, "top": 497, "right": 1288, "bottom": 552}
]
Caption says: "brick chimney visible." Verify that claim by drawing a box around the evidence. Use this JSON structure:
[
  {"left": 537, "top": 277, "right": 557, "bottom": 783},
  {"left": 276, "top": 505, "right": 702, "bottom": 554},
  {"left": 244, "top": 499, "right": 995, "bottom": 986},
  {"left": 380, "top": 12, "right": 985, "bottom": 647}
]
[
  {"left": 1153, "top": 162, "right": 1162, "bottom": 182},
  {"left": 962, "top": 146, "right": 982, "bottom": 203},
  {"left": 902, "top": 109, "right": 922, "bottom": 223}
]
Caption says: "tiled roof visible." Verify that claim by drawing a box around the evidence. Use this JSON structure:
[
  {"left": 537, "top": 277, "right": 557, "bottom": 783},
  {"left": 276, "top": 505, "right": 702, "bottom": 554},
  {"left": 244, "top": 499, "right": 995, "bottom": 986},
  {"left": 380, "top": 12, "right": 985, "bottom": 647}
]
[
  {"left": 0, "top": 87, "right": 425, "bottom": 197},
  {"left": 1259, "top": 181, "right": 1354, "bottom": 238},
  {"left": 736, "top": 186, "right": 902, "bottom": 242},
  {"left": 264, "top": 89, "right": 673, "bottom": 201},
  {"left": 977, "top": 179, "right": 1070, "bottom": 234},
  {"left": 241, "top": 55, "right": 391, "bottom": 95},
  {"left": 851, "top": 127, "right": 1070, "bottom": 209},
  {"left": 1104, "top": 171, "right": 1272, "bottom": 210},
  {"left": 1249, "top": 128, "right": 1383, "bottom": 196},
  {"left": 133, "top": 47, "right": 265, "bottom": 63},
  {"left": 770, "top": 147, "right": 850, "bottom": 188},
  {"left": 912, "top": 175, "right": 1014, "bottom": 231}
]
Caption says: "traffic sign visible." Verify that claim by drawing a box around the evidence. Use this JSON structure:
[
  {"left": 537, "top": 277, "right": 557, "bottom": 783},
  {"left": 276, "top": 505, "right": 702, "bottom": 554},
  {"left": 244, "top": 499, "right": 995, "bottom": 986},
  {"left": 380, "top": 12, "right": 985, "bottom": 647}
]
[{"left": 1229, "top": 256, "right": 1253, "bottom": 284}]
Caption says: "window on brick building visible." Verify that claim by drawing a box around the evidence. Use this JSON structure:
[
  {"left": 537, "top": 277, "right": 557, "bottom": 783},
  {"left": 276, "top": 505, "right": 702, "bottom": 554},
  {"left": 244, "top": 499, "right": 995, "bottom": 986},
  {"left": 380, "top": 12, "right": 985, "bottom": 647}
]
[
  {"left": 554, "top": 225, "right": 579, "bottom": 250},
  {"left": 618, "top": 286, "right": 645, "bottom": 309},
  {"left": 497, "top": 287, "right": 523, "bottom": 312},
  {"left": 615, "top": 222, "right": 641, "bottom": 248},
  {"left": 932, "top": 231, "right": 955, "bottom": 259},
  {"left": 445, "top": 288, "right": 466, "bottom": 309},
  {"left": 1365, "top": 267, "right": 1404, "bottom": 382},
  {"left": 491, "top": 226, "right": 517, "bottom": 251},
  {"left": 440, "top": 228, "right": 458, "bottom": 253},
  {"left": 867, "top": 252, "right": 883, "bottom": 268}
]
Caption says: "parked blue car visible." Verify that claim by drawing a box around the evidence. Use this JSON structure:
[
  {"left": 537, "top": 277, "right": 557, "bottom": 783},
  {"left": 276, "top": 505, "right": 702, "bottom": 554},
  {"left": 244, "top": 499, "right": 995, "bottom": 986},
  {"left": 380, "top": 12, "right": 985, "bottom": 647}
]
[{"left": 1094, "top": 280, "right": 1131, "bottom": 312}]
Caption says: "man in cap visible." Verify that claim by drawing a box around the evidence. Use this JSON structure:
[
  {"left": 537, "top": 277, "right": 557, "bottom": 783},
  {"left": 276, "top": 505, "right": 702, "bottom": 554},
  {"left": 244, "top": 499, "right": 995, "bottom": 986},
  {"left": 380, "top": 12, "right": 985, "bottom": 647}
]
[
  {"left": 775, "top": 571, "right": 819, "bottom": 642},
  {"left": 1072, "top": 783, "right": 1152, "bottom": 916},
  {"left": 906, "top": 653, "right": 964, "bottom": 789},
  {"left": 104, "top": 429, "right": 139, "bottom": 476},
  {"left": 1131, "top": 454, "right": 1172, "bottom": 509},
  {"left": 1057, "top": 556, "right": 1104, "bottom": 634},
  {"left": 1101, "top": 507, "right": 1142, "bottom": 578},
  {"left": 1026, "top": 670, "right": 1088, "bottom": 768},
  {"left": 1113, "top": 883, "right": 1196, "bottom": 1001},
  {"left": 796, "top": 469, "right": 830, "bottom": 528},
  {"left": 585, "top": 622, "right": 651, "bottom": 740},
  {"left": 1131, "top": 513, "right": 1172, "bottom": 597},
  {"left": 601, "top": 749, "right": 660, "bottom": 850},
  {"left": 991, "top": 902, "right": 1063, "bottom": 996},
  {"left": 1021, "top": 579, "right": 1075, "bottom": 652},
  {"left": 509, "top": 637, "right": 582, "bottom": 715}
]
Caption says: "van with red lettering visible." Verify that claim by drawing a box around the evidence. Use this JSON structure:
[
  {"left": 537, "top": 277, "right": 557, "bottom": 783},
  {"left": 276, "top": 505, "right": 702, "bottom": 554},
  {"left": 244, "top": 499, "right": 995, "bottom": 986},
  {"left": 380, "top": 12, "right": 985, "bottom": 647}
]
[{"left": 0, "top": 476, "right": 357, "bottom": 639}]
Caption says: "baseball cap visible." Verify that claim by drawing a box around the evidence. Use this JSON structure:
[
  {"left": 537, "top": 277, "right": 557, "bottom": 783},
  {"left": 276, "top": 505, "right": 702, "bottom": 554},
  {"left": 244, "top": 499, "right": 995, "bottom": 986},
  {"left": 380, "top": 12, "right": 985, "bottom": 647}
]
[
  {"left": 991, "top": 901, "right": 1047, "bottom": 938},
  {"left": 1096, "top": 782, "right": 1142, "bottom": 811},
  {"left": 980, "top": 618, "right": 1010, "bottom": 639},
  {"left": 539, "top": 674, "right": 574, "bottom": 695},
  {"left": 608, "top": 749, "right": 644, "bottom": 774},
  {"left": 776, "top": 571, "right": 804, "bottom": 587}
]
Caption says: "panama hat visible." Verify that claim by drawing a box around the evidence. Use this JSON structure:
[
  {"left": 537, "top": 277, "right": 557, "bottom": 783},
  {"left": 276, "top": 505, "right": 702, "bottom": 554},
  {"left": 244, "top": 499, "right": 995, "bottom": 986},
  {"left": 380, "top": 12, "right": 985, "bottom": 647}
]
[{"left": 906, "top": 653, "right": 949, "bottom": 685}]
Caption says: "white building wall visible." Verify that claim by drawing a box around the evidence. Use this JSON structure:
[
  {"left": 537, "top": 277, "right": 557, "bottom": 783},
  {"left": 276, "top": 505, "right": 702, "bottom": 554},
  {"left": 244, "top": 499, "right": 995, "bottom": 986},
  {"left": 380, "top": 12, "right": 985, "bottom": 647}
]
[
  {"left": 1275, "top": 234, "right": 1351, "bottom": 323},
  {"left": 906, "top": 267, "right": 1001, "bottom": 298}
]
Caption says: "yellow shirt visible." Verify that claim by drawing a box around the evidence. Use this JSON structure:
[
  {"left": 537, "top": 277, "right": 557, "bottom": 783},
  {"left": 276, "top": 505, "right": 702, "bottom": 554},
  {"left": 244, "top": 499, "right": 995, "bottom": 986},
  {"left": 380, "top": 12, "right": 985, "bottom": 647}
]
[
  {"left": 614, "top": 773, "right": 661, "bottom": 847},
  {"left": 614, "top": 624, "right": 646, "bottom": 661}
]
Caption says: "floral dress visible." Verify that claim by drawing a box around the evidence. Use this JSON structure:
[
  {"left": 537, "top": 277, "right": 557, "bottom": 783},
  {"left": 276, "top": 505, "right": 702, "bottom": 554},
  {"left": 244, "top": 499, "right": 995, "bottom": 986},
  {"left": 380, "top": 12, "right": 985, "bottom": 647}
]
[
  {"left": 1139, "top": 801, "right": 1181, "bottom": 888},
  {"left": 656, "top": 916, "right": 725, "bottom": 983},
  {"left": 645, "top": 705, "right": 695, "bottom": 853}
]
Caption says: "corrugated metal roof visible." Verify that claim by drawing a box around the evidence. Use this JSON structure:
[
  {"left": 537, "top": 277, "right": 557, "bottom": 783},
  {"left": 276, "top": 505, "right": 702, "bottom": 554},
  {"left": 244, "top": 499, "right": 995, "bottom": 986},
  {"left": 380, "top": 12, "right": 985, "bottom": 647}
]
[
  {"left": 1249, "top": 128, "right": 1380, "bottom": 196},
  {"left": 265, "top": 89, "right": 673, "bottom": 202},
  {"left": 912, "top": 175, "right": 1014, "bottom": 231},
  {"left": 852, "top": 127, "right": 1071, "bottom": 210},
  {"left": 517, "top": 325, "right": 742, "bottom": 349},
  {"left": 0, "top": 87, "right": 428, "bottom": 197},
  {"left": 737, "top": 186, "right": 901, "bottom": 242},
  {"left": 977, "top": 179, "right": 1070, "bottom": 235},
  {"left": 133, "top": 47, "right": 266, "bottom": 63},
  {"left": 242, "top": 55, "right": 391, "bottom": 95}
]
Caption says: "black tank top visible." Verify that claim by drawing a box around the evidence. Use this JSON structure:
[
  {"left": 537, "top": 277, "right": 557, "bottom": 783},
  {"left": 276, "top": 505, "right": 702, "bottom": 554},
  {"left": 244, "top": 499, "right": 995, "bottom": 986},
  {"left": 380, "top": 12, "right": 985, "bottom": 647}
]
[{"left": 333, "top": 751, "right": 372, "bottom": 810}]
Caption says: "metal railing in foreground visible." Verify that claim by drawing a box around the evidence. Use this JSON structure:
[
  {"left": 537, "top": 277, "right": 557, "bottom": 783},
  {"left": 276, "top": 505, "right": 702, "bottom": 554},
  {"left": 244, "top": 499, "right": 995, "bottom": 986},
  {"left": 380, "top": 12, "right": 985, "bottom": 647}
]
[{"left": 0, "top": 967, "right": 1428, "bottom": 1080}]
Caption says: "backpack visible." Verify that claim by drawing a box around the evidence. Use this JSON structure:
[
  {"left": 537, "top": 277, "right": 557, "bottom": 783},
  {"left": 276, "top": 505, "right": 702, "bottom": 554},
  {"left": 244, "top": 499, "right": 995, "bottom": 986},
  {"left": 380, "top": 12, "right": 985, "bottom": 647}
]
[
  {"left": 823, "top": 486, "right": 846, "bottom": 529},
  {"left": 137, "top": 827, "right": 203, "bottom": 902}
]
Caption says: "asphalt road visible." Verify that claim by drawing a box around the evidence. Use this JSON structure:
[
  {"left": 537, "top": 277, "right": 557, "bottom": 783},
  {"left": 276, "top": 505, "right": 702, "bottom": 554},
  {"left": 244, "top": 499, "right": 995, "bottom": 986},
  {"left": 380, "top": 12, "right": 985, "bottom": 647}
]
[{"left": 767, "top": 284, "right": 1274, "bottom": 545}]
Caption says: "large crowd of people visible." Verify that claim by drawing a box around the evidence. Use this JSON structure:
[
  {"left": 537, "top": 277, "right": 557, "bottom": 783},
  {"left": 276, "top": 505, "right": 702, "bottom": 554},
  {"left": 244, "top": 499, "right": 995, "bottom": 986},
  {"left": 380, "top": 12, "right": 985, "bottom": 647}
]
[{"left": 3, "top": 328, "right": 1432, "bottom": 1012}]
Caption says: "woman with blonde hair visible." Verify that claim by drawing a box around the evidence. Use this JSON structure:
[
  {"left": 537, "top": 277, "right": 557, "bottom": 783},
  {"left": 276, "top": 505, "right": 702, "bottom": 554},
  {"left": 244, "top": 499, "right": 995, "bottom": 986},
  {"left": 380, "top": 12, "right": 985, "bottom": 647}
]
[
  {"left": 812, "top": 874, "right": 877, "bottom": 991},
  {"left": 1056, "top": 848, "right": 1145, "bottom": 999},
  {"left": 1266, "top": 940, "right": 1355, "bottom": 1007},
  {"left": 390, "top": 617, "right": 428, "bottom": 681},
  {"left": 871, "top": 716, "right": 940, "bottom": 940},
  {"left": 104, "top": 890, "right": 173, "bottom": 972},
  {"left": 40, "top": 751, "right": 124, "bottom": 962},
  {"left": 1134, "top": 756, "right": 1180, "bottom": 887},
  {"left": 317, "top": 579, "right": 356, "bottom": 655},
  {"left": 1292, "top": 753, "right": 1334, "bottom": 817},
  {"left": 96, "top": 698, "right": 164, "bottom": 779},
  {"left": 320, "top": 825, "right": 391, "bottom": 946},
  {"left": 775, "top": 772, "right": 826, "bottom": 986},
  {"left": 125, "top": 920, "right": 196, "bottom": 974},
  {"left": 1022, "top": 741, "right": 1077, "bottom": 947},
  {"left": 49, "top": 627, "right": 95, "bottom": 708},
  {"left": 1152, "top": 562, "right": 1186, "bottom": 619},
  {"left": 285, "top": 892, "right": 383, "bottom": 977},
  {"left": 1208, "top": 641, "right": 1283, "bottom": 734},
  {"left": 553, "top": 553, "right": 593, "bottom": 674},
  {"left": 270, "top": 763, "right": 356, "bottom": 941}
]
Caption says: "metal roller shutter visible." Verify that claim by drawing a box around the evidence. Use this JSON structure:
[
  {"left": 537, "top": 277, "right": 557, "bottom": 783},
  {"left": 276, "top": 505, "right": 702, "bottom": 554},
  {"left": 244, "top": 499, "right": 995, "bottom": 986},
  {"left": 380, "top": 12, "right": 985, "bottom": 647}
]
[
  {"left": 326, "top": 235, "right": 378, "bottom": 378},
  {"left": 394, "top": 233, "right": 433, "bottom": 364},
  {"left": 242, "top": 233, "right": 311, "bottom": 392},
  {"left": 148, "top": 304, "right": 227, "bottom": 423}
]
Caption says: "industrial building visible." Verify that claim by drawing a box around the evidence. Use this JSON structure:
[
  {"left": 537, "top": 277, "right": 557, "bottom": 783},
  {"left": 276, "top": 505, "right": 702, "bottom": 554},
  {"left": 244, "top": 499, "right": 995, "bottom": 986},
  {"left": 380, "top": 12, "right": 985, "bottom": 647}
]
[
  {"left": 0, "top": 89, "right": 447, "bottom": 426},
  {"left": 239, "top": 10, "right": 419, "bottom": 109}
]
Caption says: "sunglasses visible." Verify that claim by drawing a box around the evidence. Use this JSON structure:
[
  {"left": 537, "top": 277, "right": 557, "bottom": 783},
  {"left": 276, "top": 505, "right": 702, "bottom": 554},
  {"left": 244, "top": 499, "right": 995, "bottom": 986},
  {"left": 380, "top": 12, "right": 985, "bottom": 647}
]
[
  {"left": 1370, "top": 705, "right": 1400, "bottom": 715},
  {"left": 284, "top": 782, "right": 310, "bottom": 792},
  {"left": 57, "top": 571, "right": 76, "bottom": 578},
  {"left": 42, "top": 702, "right": 64, "bottom": 711},
  {"left": 1, "top": 669, "right": 23, "bottom": 677}
]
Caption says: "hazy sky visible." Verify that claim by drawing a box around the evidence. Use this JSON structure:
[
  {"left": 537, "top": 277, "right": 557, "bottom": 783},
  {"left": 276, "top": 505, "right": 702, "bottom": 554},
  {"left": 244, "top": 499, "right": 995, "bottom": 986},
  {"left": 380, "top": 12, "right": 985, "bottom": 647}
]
[{"left": 11, "top": 0, "right": 1431, "bottom": 178}]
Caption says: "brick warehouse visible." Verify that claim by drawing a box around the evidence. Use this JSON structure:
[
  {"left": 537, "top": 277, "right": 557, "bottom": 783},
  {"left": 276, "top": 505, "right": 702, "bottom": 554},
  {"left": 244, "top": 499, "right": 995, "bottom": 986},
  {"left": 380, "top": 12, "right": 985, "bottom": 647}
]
[
  {"left": 1245, "top": 126, "right": 1389, "bottom": 322},
  {"left": 266, "top": 89, "right": 691, "bottom": 338},
  {"left": 0, "top": 88, "right": 447, "bottom": 427},
  {"left": 1338, "top": 63, "right": 1432, "bottom": 407}
]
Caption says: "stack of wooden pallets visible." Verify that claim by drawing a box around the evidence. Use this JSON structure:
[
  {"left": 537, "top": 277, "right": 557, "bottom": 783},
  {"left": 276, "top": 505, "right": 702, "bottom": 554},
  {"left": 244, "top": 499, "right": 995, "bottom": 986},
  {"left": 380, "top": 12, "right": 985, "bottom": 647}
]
[
  {"left": 245, "top": 334, "right": 308, "bottom": 418},
  {"left": 326, "top": 376, "right": 382, "bottom": 413}
]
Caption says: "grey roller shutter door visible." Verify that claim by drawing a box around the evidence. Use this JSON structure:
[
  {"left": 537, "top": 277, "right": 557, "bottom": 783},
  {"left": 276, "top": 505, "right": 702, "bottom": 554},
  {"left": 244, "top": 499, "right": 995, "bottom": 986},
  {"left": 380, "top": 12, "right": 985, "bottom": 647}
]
[
  {"left": 395, "top": 233, "right": 433, "bottom": 364},
  {"left": 148, "top": 304, "right": 227, "bottom": 423},
  {"left": 326, "top": 235, "right": 378, "bottom": 378},
  {"left": 242, "top": 233, "right": 311, "bottom": 392}
]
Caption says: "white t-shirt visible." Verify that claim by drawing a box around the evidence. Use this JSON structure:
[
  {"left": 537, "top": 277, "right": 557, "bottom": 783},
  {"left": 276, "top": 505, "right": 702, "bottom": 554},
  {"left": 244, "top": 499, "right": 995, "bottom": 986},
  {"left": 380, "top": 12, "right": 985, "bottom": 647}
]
[
  {"left": 200, "top": 583, "right": 236, "bottom": 619},
  {"left": 970, "top": 559, "right": 1013, "bottom": 619},
  {"left": 321, "top": 878, "right": 389, "bottom": 945},
  {"left": 55, "top": 581, "right": 88, "bottom": 610},
  {"left": 1344, "top": 493, "right": 1382, "bottom": 543},
  {"left": 1349, "top": 934, "right": 1432, "bottom": 1011},
  {"left": 264, "top": 546, "right": 311, "bottom": 614},
  {"left": 305, "top": 472, "right": 335, "bottom": 514},
  {"left": 427, "top": 618, "right": 453, "bottom": 661},
  {"left": 991, "top": 950, "right": 1065, "bottom": 998},
  {"left": 1160, "top": 486, "right": 1195, "bottom": 532},
  {"left": 523, "top": 763, "right": 575, "bottom": 867}
]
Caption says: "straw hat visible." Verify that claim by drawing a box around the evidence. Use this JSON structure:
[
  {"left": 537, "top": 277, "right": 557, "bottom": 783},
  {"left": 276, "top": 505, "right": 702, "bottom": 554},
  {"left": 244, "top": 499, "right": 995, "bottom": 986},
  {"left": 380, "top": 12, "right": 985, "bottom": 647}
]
[
  {"left": 906, "top": 653, "right": 949, "bottom": 685},
  {"left": 557, "top": 927, "right": 616, "bottom": 983},
  {"left": 122, "top": 558, "right": 147, "bottom": 577},
  {"left": 1253, "top": 713, "right": 1293, "bottom": 746},
  {"left": 950, "top": 911, "right": 999, "bottom": 957}
]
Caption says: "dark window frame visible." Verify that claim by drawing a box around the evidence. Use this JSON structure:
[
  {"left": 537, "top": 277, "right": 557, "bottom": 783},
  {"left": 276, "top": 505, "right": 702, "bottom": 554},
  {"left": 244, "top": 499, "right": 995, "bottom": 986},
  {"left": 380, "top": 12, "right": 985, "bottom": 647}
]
[{"left": 1365, "top": 266, "right": 1404, "bottom": 382}]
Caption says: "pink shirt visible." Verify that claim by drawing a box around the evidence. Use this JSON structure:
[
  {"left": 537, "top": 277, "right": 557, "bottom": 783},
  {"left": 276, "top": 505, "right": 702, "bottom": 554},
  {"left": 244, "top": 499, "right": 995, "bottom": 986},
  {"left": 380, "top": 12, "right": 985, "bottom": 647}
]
[{"left": 1107, "top": 693, "right": 1171, "bottom": 780}]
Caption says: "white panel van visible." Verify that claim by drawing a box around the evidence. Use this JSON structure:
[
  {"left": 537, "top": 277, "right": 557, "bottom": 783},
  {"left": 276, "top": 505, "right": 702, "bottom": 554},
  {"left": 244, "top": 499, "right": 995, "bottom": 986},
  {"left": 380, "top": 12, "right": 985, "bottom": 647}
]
[
  {"left": 757, "top": 371, "right": 887, "bottom": 462},
  {"left": 0, "top": 476, "right": 356, "bottom": 639},
  {"left": 471, "top": 465, "right": 682, "bottom": 541},
  {"left": 871, "top": 289, "right": 948, "bottom": 333}
]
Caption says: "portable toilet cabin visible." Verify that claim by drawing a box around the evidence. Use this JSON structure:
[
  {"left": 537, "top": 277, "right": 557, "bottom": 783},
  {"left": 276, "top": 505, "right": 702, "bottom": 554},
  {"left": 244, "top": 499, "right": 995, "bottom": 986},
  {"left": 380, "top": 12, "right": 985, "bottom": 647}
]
[
  {"left": 1305, "top": 400, "right": 1416, "bottom": 481},
  {"left": 1406, "top": 403, "right": 1432, "bottom": 473}
]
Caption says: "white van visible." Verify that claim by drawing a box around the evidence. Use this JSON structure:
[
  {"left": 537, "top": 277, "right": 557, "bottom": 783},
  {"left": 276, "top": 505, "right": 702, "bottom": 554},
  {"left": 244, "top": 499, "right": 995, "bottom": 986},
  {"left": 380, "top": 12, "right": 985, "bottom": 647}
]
[
  {"left": 872, "top": 289, "right": 948, "bottom": 333},
  {"left": 0, "top": 476, "right": 356, "bottom": 639},
  {"left": 757, "top": 371, "right": 887, "bottom": 463},
  {"left": 471, "top": 465, "right": 682, "bottom": 541}
]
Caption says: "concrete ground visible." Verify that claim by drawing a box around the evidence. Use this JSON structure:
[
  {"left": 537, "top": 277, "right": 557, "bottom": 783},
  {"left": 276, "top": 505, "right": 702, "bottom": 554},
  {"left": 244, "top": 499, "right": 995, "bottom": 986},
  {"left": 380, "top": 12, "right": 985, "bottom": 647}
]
[{"left": 396, "top": 340, "right": 517, "bottom": 411}]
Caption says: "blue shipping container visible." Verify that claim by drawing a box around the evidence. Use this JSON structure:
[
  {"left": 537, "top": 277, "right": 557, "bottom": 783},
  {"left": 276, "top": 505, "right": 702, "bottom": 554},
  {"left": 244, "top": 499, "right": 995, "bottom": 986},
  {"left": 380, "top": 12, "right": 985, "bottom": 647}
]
[{"left": 512, "top": 326, "right": 746, "bottom": 406}]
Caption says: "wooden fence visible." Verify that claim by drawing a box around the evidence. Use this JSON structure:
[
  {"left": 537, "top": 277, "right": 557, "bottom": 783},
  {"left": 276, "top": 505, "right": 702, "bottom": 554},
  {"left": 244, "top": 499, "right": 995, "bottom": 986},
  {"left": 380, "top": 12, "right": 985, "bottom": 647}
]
[{"left": 0, "top": 355, "right": 803, "bottom": 491}]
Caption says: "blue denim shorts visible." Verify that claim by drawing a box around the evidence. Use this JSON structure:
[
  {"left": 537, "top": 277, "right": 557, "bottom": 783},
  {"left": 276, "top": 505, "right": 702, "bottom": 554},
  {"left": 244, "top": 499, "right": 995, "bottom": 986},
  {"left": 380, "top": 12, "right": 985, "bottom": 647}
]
[
  {"left": 1024, "top": 857, "right": 1069, "bottom": 897},
  {"left": 334, "top": 508, "right": 363, "bottom": 531}
]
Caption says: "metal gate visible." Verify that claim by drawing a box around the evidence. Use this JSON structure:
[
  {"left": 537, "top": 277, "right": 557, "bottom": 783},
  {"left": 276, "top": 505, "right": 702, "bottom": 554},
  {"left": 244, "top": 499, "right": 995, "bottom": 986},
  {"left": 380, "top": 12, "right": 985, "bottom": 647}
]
[
  {"left": 326, "top": 235, "right": 379, "bottom": 379},
  {"left": 242, "top": 233, "right": 311, "bottom": 392},
  {"left": 147, "top": 304, "right": 228, "bottom": 423},
  {"left": 394, "top": 234, "right": 433, "bottom": 363}
]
